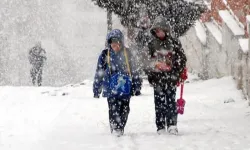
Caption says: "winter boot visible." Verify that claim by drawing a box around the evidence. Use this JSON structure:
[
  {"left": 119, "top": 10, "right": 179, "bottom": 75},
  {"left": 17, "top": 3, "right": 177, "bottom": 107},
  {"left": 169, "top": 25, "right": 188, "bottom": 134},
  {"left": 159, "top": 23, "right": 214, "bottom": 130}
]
[
  {"left": 167, "top": 126, "right": 178, "bottom": 135},
  {"left": 112, "top": 129, "right": 123, "bottom": 137},
  {"left": 157, "top": 128, "right": 166, "bottom": 135}
]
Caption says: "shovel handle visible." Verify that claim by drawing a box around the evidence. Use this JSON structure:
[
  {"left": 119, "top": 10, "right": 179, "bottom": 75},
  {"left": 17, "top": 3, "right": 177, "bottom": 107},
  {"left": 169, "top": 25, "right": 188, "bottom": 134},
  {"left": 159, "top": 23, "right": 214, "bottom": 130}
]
[{"left": 180, "top": 83, "right": 184, "bottom": 99}]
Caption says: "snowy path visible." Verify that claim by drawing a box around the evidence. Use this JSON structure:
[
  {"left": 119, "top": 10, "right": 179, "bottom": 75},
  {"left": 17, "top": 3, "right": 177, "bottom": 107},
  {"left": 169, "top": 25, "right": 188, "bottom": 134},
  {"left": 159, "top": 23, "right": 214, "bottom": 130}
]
[{"left": 1, "top": 76, "right": 250, "bottom": 150}]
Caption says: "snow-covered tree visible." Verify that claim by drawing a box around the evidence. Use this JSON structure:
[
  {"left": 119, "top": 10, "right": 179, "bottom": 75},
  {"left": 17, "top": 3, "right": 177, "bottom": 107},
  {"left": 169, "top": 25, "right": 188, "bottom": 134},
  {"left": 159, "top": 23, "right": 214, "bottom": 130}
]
[{"left": 92, "top": 0, "right": 207, "bottom": 37}]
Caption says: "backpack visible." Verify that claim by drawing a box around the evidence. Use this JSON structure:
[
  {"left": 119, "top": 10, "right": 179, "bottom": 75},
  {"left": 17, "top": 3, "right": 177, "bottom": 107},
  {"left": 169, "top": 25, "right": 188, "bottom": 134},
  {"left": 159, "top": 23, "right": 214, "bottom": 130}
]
[{"left": 107, "top": 48, "right": 132, "bottom": 97}]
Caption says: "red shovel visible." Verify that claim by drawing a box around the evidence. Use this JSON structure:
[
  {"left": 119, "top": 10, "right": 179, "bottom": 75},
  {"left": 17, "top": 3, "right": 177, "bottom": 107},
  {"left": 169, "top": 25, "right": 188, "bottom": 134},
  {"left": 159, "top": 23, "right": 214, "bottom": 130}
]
[{"left": 177, "top": 83, "right": 186, "bottom": 115}]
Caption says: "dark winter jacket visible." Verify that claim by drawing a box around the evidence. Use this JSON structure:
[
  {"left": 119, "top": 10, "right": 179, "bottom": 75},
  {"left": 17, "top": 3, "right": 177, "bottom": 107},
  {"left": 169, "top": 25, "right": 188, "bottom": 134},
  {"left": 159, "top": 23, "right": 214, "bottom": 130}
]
[
  {"left": 28, "top": 46, "right": 47, "bottom": 66},
  {"left": 145, "top": 16, "right": 187, "bottom": 87},
  {"left": 133, "top": 28, "right": 153, "bottom": 75},
  {"left": 135, "top": 28, "right": 152, "bottom": 53},
  {"left": 93, "top": 29, "right": 141, "bottom": 98}
]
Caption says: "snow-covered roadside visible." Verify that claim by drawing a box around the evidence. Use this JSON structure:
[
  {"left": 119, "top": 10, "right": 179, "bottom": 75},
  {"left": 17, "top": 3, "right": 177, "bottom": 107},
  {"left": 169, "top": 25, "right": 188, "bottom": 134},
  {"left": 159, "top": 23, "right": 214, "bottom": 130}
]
[{"left": 0, "top": 76, "right": 250, "bottom": 150}]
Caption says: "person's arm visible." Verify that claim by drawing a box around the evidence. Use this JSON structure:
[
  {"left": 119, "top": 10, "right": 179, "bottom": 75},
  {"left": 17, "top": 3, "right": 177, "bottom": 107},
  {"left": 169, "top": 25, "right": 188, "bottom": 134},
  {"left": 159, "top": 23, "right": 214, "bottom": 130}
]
[
  {"left": 170, "top": 39, "right": 187, "bottom": 82},
  {"left": 28, "top": 48, "right": 34, "bottom": 64},
  {"left": 93, "top": 50, "right": 107, "bottom": 98},
  {"left": 40, "top": 48, "right": 47, "bottom": 60}
]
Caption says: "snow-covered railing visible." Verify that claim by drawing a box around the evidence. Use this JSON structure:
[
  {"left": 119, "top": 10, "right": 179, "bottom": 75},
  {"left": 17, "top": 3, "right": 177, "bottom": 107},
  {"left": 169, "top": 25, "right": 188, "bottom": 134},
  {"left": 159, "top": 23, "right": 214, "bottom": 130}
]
[
  {"left": 237, "top": 38, "right": 248, "bottom": 98},
  {"left": 247, "top": 16, "right": 250, "bottom": 32},
  {"left": 182, "top": 10, "right": 250, "bottom": 102},
  {"left": 239, "top": 39, "right": 249, "bottom": 54},
  {"left": 205, "top": 22, "right": 222, "bottom": 45},
  {"left": 222, "top": 0, "right": 245, "bottom": 29},
  {"left": 247, "top": 15, "right": 250, "bottom": 51},
  {"left": 247, "top": 15, "right": 250, "bottom": 103},
  {"left": 235, "top": 15, "right": 249, "bottom": 102},
  {"left": 195, "top": 21, "right": 207, "bottom": 45},
  {"left": 219, "top": 10, "right": 245, "bottom": 37}
]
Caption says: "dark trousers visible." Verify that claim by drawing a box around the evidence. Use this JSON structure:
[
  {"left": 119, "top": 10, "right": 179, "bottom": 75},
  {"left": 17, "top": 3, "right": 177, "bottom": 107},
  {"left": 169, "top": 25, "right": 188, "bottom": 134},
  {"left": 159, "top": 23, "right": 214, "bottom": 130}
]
[
  {"left": 154, "top": 85, "right": 177, "bottom": 131},
  {"left": 107, "top": 97, "right": 130, "bottom": 133},
  {"left": 30, "top": 66, "right": 43, "bottom": 86}
]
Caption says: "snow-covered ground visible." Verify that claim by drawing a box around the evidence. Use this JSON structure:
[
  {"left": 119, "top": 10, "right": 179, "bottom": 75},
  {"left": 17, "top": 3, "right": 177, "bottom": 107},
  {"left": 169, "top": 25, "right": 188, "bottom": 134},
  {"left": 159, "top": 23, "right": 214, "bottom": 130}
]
[{"left": 1, "top": 75, "right": 250, "bottom": 150}]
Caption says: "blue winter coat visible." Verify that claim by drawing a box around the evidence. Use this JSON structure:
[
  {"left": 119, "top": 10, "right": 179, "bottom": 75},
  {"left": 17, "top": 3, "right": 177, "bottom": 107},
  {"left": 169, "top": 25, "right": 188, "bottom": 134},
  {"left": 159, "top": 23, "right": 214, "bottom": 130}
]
[{"left": 93, "top": 29, "right": 141, "bottom": 98}]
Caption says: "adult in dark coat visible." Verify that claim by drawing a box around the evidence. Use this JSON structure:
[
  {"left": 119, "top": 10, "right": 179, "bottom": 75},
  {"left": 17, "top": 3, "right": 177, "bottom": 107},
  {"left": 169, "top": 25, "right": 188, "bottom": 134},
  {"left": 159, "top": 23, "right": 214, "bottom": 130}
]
[
  {"left": 28, "top": 41, "right": 46, "bottom": 86},
  {"left": 132, "top": 16, "right": 153, "bottom": 94},
  {"left": 143, "top": 16, "right": 187, "bottom": 135}
]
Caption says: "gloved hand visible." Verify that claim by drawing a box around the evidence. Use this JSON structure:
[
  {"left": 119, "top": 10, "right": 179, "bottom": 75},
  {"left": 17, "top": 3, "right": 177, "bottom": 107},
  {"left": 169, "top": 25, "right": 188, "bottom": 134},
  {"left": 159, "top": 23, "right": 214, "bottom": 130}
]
[
  {"left": 155, "top": 62, "right": 171, "bottom": 72},
  {"left": 134, "top": 91, "right": 141, "bottom": 96},
  {"left": 177, "top": 68, "right": 188, "bottom": 86},
  {"left": 131, "top": 90, "right": 141, "bottom": 96},
  {"left": 180, "top": 68, "right": 188, "bottom": 81},
  {"left": 136, "top": 91, "right": 141, "bottom": 96}
]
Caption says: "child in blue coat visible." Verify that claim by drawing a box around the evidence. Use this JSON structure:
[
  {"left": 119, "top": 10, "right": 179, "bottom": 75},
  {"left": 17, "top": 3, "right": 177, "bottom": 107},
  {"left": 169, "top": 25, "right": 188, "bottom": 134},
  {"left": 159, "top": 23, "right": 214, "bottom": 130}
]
[{"left": 93, "top": 29, "right": 141, "bottom": 137}]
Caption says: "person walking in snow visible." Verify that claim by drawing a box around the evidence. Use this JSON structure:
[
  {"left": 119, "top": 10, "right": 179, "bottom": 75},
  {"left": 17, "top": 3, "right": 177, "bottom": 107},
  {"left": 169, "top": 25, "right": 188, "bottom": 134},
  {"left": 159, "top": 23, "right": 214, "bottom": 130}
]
[
  {"left": 126, "top": 17, "right": 151, "bottom": 96},
  {"left": 28, "top": 41, "right": 46, "bottom": 86},
  {"left": 133, "top": 15, "right": 153, "bottom": 92},
  {"left": 93, "top": 29, "right": 141, "bottom": 137},
  {"left": 135, "top": 16, "right": 152, "bottom": 54},
  {"left": 143, "top": 16, "right": 187, "bottom": 135}
]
